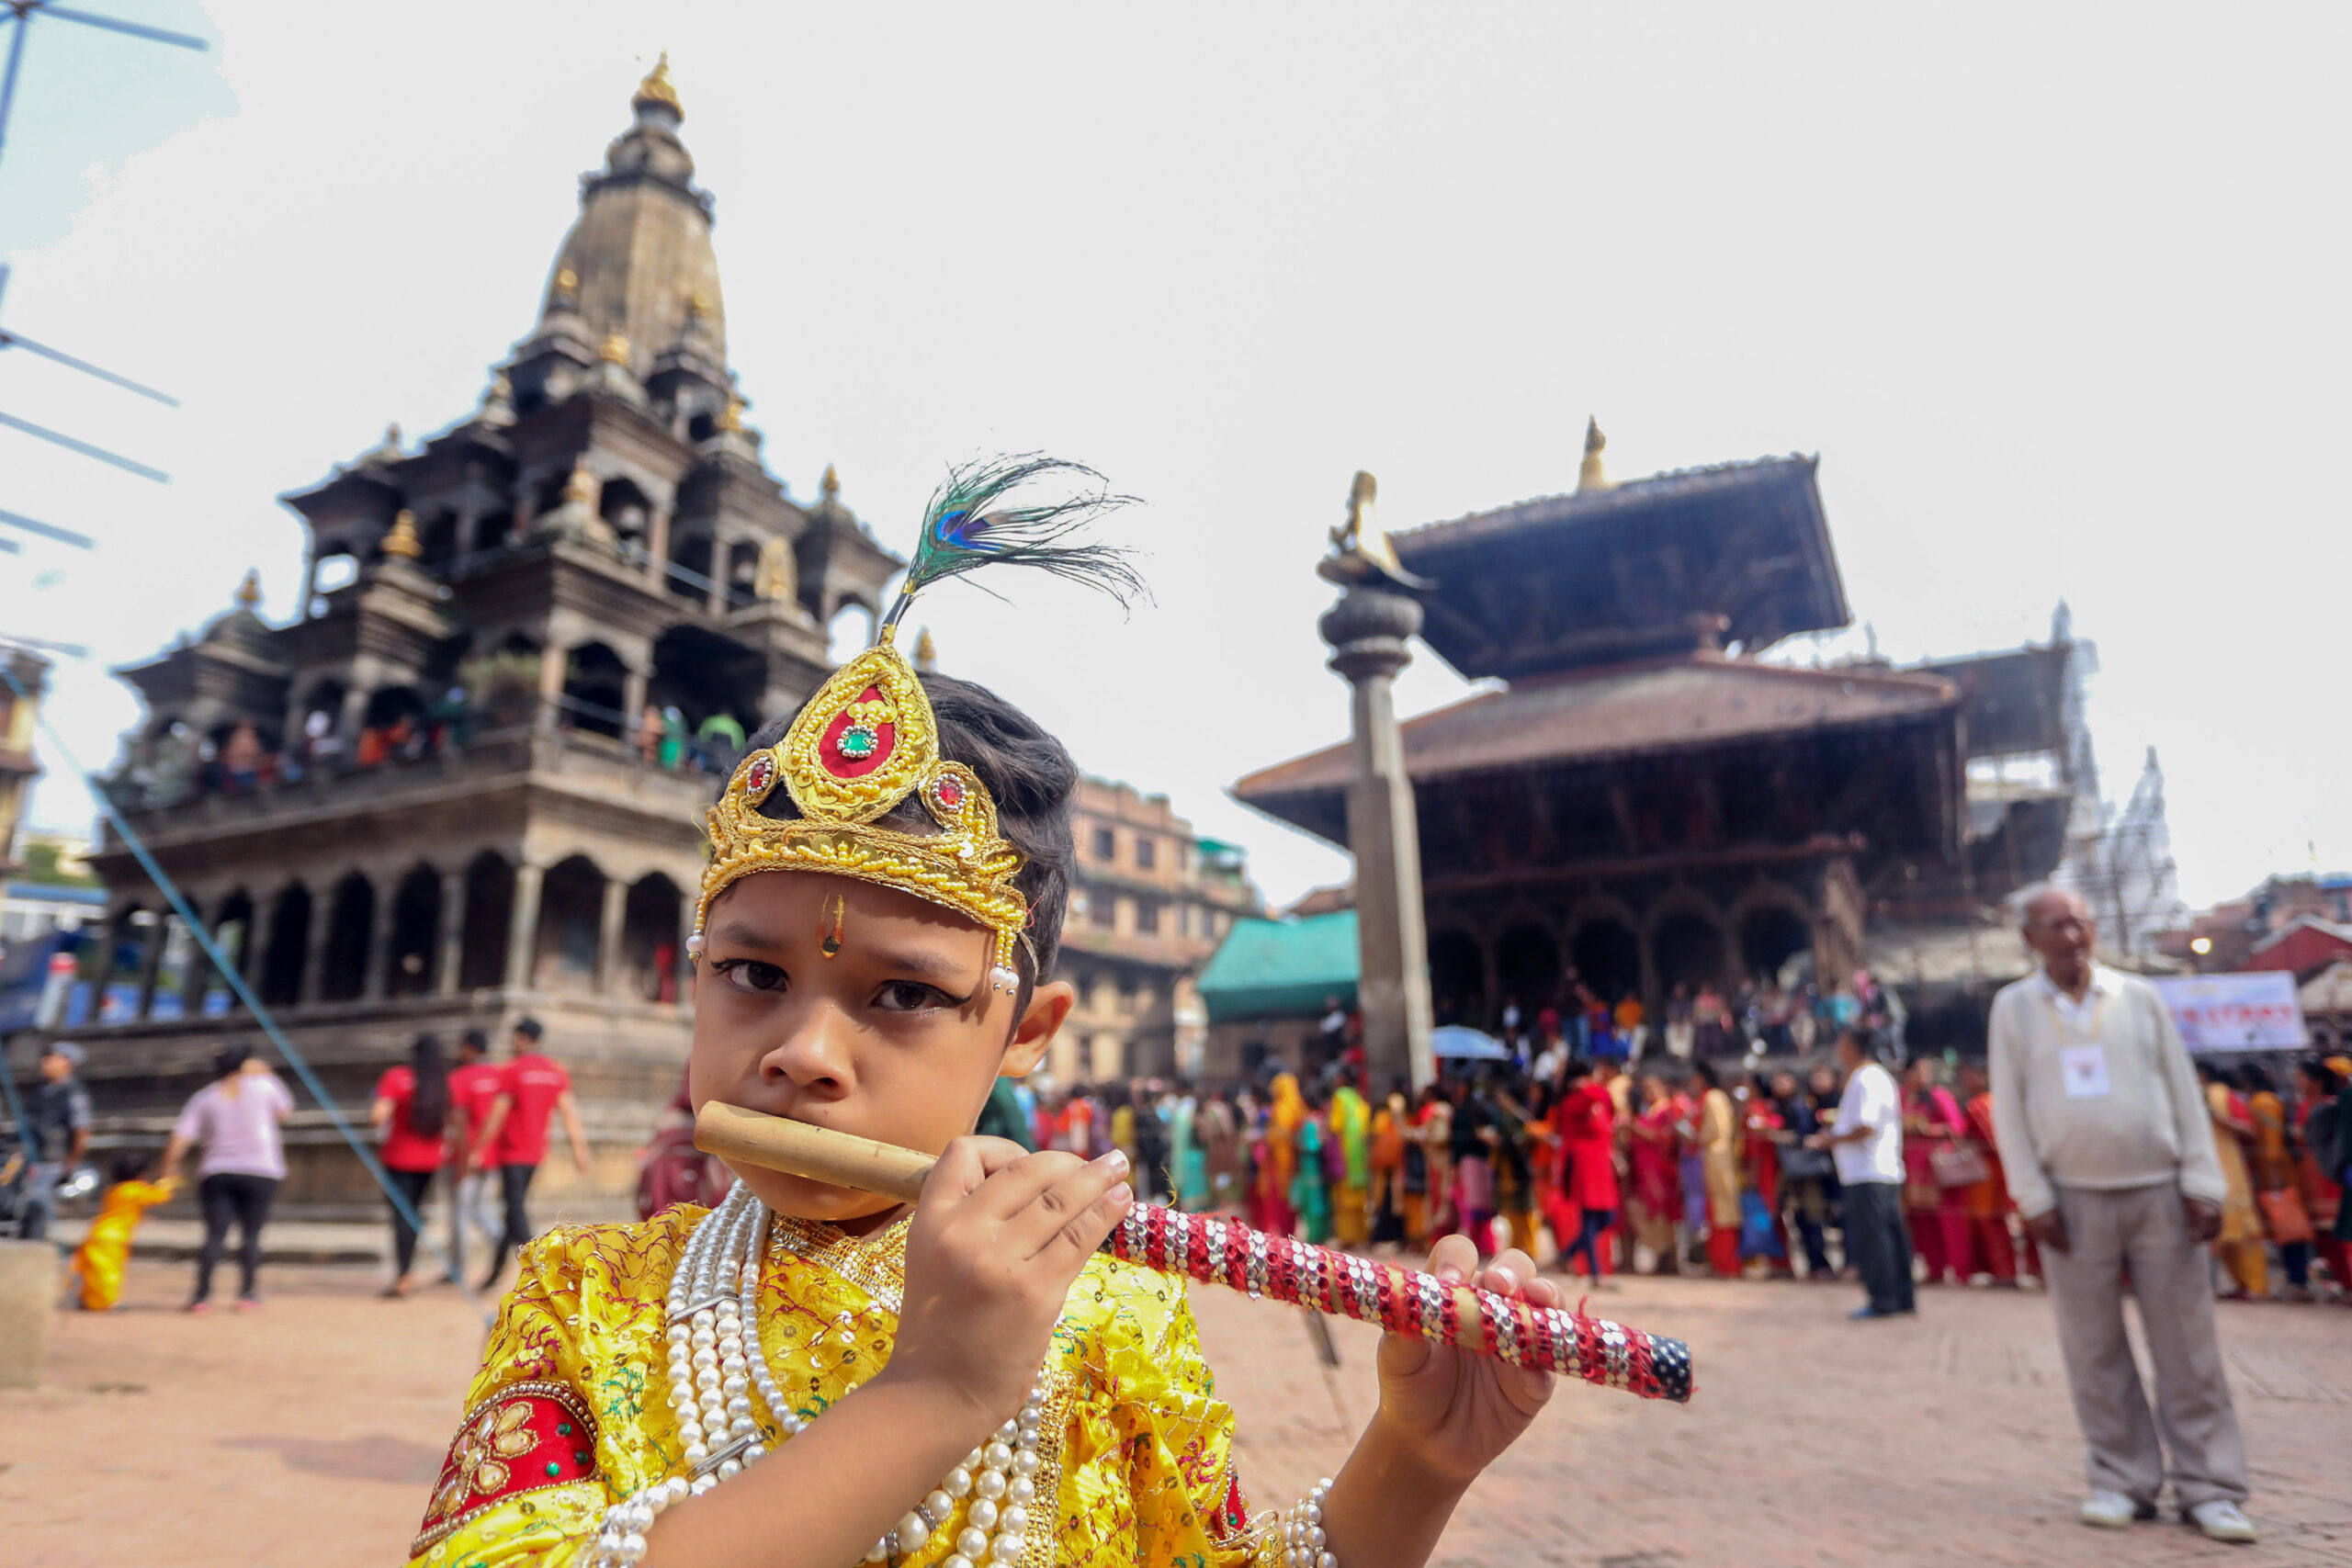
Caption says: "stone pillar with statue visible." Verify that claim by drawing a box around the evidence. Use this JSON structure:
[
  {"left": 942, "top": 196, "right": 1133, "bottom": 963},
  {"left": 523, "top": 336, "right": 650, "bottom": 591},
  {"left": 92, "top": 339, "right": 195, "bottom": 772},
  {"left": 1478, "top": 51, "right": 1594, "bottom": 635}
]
[{"left": 1317, "top": 471, "right": 1437, "bottom": 1092}]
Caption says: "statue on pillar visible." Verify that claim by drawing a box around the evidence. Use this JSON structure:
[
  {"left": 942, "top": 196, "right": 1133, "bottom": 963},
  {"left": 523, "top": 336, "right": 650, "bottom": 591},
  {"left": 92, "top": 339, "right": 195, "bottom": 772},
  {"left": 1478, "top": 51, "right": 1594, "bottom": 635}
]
[{"left": 1316, "top": 470, "right": 1437, "bottom": 1092}]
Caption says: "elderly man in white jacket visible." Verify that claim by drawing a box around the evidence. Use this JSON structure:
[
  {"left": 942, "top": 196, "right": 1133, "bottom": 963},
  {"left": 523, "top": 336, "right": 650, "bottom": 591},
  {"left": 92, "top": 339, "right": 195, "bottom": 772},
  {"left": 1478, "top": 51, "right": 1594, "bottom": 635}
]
[{"left": 1987, "top": 886, "right": 2252, "bottom": 1544}]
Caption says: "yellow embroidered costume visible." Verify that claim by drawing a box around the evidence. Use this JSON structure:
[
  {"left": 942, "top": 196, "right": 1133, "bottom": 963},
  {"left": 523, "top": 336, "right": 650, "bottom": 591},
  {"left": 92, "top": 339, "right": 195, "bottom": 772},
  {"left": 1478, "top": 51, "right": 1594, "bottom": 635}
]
[
  {"left": 410, "top": 1206, "right": 1276, "bottom": 1568},
  {"left": 70, "top": 1174, "right": 179, "bottom": 1310}
]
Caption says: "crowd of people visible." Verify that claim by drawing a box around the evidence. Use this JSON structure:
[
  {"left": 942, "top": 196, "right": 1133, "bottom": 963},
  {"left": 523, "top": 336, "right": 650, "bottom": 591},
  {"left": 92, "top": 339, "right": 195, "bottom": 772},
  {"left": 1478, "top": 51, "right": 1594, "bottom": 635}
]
[
  {"left": 974, "top": 1035, "right": 2351, "bottom": 1309},
  {"left": 1441, "top": 965, "right": 1905, "bottom": 1063}
]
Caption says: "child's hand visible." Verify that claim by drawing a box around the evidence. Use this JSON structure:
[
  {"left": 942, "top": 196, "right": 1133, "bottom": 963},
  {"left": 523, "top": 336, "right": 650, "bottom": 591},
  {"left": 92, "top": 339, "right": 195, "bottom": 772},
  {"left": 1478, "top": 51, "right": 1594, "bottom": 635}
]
[
  {"left": 1372, "top": 1236, "right": 1554, "bottom": 1484},
  {"left": 885, "top": 1137, "right": 1133, "bottom": 1438}
]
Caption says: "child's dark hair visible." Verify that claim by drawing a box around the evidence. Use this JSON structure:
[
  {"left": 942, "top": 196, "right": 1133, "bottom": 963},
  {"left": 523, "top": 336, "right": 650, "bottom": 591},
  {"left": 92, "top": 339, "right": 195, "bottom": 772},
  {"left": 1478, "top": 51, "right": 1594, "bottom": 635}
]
[
  {"left": 109, "top": 1148, "right": 155, "bottom": 1184},
  {"left": 732, "top": 672, "right": 1079, "bottom": 1000}
]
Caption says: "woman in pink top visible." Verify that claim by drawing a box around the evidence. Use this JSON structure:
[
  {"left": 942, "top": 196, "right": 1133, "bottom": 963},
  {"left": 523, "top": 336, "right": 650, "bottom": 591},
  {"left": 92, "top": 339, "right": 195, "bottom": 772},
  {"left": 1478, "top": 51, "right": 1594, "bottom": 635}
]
[{"left": 161, "top": 1041, "right": 293, "bottom": 1313}]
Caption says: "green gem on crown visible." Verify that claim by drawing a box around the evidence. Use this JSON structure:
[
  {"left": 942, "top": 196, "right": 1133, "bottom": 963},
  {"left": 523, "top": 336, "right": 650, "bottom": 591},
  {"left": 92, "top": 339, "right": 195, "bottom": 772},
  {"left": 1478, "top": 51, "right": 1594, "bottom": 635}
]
[{"left": 840, "top": 725, "right": 878, "bottom": 760}]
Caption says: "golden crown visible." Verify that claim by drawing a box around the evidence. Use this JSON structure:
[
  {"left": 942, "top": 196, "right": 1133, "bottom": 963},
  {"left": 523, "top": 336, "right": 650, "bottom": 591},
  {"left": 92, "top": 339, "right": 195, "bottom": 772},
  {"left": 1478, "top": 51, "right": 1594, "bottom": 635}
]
[
  {"left": 688, "top": 456, "right": 1138, "bottom": 996},
  {"left": 692, "top": 645, "right": 1030, "bottom": 992}
]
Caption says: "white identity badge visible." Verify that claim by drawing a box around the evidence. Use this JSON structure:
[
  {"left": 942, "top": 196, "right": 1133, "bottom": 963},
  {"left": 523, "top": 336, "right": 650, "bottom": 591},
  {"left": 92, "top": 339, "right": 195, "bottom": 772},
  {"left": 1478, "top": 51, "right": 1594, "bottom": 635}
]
[{"left": 2060, "top": 1043, "right": 2111, "bottom": 1100}]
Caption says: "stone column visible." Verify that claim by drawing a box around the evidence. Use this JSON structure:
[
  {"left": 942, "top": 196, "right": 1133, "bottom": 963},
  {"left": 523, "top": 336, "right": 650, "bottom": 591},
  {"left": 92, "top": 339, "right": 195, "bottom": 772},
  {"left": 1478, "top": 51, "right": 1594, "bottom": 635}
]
[
  {"left": 363, "top": 876, "right": 397, "bottom": 1000},
  {"left": 134, "top": 915, "right": 171, "bottom": 1020},
  {"left": 645, "top": 508, "right": 672, "bottom": 587},
  {"left": 242, "top": 897, "right": 276, "bottom": 1002},
  {"left": 338, "top": 682, "right": 369, "bottom": 750},
  {"left": 435, "top": 867, "right": 468, "bottom": 997},
  {"left": 620, "top": 666, "right": 650, "bottom": 739},
  {"left": 705, "top": 532, "right": 730, "bottom": 615},
  {"left": 597, "top": 875, "right": 628, "bottom": 998},
  {"left": 537, "top": 641, "right": 566, "bottom": 732},
  {"left": 1317, "top": 586, "right": 1436, "bottom": 1091},
  {"left": 300, "top": 899, "right": 334, "bottom": 1004},
  {"left": 504, "top": 863, "right": 545, "bottom": 991}
]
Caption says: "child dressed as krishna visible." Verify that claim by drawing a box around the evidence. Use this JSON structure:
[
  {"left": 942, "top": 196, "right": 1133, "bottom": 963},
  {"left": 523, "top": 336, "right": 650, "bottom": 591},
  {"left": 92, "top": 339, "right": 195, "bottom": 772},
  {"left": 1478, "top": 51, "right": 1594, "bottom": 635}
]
[{"left": 409, "top": 459, "right": 1566, "bottom": 1568}]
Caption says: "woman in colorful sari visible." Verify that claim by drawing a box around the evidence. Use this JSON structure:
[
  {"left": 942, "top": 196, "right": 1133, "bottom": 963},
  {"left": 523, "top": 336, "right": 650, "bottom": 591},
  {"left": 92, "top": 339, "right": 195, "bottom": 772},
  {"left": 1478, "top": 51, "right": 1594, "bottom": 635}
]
[
  {"left": 1691, "top": 1061, "right": 1741, "bottom": 1279},
  {"left": 1900, "top": 1058, "right": 1971, "bottom": 1286},
  {"left": 1167, "top": 1090, "right": 1206, "bottom": 1212},
  {"left": 1329, "top": 1081, "right": 1372, "bottom": 1247},
  {"left": 2240, "top": 1064, "right": 2304, "bottom": 1298},
  {"left": 2199, "top": 1060, "right": 2266, "bottom": 1298},
  {"left": 1553, "top": 1061, "right": 1619, "bottom": 1285},
  {"left": 1738, "top": 1078, "right": 1790, "bottom": 1279},
  {"left": 1954, "top": 1064, "right": 2027, "bottom": 1284},
  {"left": 1256, "top": 1073, "right": 1304, "bottom": 1236},
  {"left": 1291, "top": 1089, "right": 1333, "bottom": 1245},
  {"left": 2293, "top": 1058, "right": 2348, "bottom": 1295},
  {"left": 1408, "top": 1083, "right": 1453, "bottom": 1246},
  {"left": 1625, "top": 1075, "right": 1682, "bottom": 1274}
]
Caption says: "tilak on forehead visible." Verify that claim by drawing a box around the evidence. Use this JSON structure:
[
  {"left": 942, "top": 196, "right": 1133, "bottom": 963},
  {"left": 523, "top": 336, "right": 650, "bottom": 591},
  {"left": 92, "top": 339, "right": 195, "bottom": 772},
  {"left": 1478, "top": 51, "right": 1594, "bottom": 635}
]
[{"left": 690, "top": 456, "right": 1141, "bottom": 994}]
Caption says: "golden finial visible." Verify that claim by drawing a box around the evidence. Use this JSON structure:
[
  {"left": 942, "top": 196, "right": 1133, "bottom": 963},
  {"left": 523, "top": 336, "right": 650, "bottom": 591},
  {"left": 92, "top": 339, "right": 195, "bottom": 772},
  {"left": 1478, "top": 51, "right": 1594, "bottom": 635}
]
[
  {"left": 382, "top": 510, "right": 423, "bottom": 560},
  {"left": 913, "top": 626, "right": 938, "bottom": 674},
  {"left": 563, "top": 467, "right": 598, "bottom": 507},
  {"left": 600, "top": 332, "right": 633, "bottom": 366},
  {"left": 554, "top": 266, "right": 579, "bottom": 297},
  {"left": 1317, "top": 468, "right": 1432, "bottom": 592},
  {"left": 688, "top": 289, "right": 713, "bottom": 319},
  {"left": 234, "top": 569, "right": 261, "bottom": 610},
  {"left": 820, "top": 463, "right": 842, "bottom": 504},
  {"left": 1577, "top": 415, "right": 1611, "bottom": 492},
  {"left": 715, "top": 397, "right": 744, "bottom": 434},
  {"left": 634, "top": 52, "right": 684, "bottom": 120},
  {"left": 384, "top": 422, "right": 402, "bottom": 448}
]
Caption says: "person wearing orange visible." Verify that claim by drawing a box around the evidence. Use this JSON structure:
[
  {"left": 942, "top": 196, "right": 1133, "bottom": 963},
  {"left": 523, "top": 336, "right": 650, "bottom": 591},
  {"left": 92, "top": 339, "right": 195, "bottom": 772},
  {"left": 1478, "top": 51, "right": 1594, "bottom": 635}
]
[
  {"left": 2238, "top": 1065, "right": 2304, "bottom": 1299},
  {"left": 2198, "top": 1061, "right": 2266, "bottom": 1299},
  {"left": 1367, "top": 1083, "right": 1408, "bottom": 1247},
  {"left": 68, "top": 1150, "right": 179, "bottom": 1310},
  {"left": 1957, "top": 1063, "right": 2029, "bottom": 1284},
  {"left": 1256, "top": 1072, "right": 1305, "bottom": 1236}
]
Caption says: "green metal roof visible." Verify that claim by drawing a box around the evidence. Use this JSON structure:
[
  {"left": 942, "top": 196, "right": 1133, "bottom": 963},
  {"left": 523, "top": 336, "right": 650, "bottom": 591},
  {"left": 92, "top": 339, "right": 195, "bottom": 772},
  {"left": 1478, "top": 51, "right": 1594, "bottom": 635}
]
[{"left": 1195, "top": 911, "right": 1358, "bottom": 1022}]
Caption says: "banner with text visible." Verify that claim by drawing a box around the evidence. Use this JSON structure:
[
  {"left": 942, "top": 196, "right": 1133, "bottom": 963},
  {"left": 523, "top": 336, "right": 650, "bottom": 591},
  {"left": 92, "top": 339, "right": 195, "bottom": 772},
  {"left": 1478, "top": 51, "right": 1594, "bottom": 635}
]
[{"left": 2154, "top": 972, "right": 2307, "bottom": 1052}]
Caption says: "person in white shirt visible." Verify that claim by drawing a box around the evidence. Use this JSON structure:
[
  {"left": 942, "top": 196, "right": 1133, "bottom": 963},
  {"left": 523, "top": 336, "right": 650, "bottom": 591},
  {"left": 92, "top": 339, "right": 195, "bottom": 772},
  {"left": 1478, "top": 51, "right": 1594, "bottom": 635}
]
[
  {"left": 1808, "top": 1026, "right": 1913, "bottom": 1318},
  {"left": 1987, "top": 886, "right": 2253, "bottom": 1544}
]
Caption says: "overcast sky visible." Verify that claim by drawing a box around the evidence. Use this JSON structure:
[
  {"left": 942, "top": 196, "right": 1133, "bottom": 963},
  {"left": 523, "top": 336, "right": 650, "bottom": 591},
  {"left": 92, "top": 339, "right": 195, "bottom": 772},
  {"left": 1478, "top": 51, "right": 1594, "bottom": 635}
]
[{"left": 3, "top": 3, "right": 2346, "bottom": 910}]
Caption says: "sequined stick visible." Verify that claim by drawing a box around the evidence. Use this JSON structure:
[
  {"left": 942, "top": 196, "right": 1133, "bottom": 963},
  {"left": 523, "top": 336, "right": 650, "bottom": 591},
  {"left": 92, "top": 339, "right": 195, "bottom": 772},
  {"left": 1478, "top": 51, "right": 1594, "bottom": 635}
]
[{"left": 693, "top": 1103, "right": 1696, "bottom": 1404}]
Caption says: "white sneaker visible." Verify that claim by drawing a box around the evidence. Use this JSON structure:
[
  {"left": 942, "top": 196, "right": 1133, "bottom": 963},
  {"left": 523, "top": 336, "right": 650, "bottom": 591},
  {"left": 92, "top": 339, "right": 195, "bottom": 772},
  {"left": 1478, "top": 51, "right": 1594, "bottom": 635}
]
[
  {"left": 2078, "top": 1492, "right": 2146, "bottom": 1529},
  {"left": 2188, "top": 1500, "right": 2257, "bottom": 1543}
]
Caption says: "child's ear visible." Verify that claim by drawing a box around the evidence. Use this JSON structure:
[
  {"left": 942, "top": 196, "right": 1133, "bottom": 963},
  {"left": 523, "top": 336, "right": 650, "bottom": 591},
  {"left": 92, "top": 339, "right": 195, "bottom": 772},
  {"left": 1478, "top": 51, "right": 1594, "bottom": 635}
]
[{"left": 1001, "top": 979, "right": 1075, "bottom": 1078}]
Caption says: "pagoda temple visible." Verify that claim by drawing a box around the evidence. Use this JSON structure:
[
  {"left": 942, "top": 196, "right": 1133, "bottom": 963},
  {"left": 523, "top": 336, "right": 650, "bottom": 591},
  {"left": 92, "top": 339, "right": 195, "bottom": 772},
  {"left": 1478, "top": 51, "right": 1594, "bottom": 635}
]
[
  {"left": 1235, "top": 423, "right": 2075, "bottom": 1043},
  {"left": 57, "top": 62, "right": 900, "bottom": 1209}
]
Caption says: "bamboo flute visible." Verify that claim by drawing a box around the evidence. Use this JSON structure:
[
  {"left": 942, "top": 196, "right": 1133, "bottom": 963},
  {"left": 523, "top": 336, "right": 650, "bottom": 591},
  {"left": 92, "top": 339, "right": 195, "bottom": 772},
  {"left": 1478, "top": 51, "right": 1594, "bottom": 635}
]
[{"left": 695, "top": 1101, "right": 1693, "bottom": 1404}]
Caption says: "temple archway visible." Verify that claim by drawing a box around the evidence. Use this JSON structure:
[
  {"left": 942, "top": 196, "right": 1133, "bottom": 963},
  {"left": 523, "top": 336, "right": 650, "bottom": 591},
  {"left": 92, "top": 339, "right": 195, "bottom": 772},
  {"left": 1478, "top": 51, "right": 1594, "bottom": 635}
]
[
  {"left": 1740, "top": 905, "right": 1815, "bottom": 987},
  {"left": 387, "top": 863, "right": 442, "bottom": 997},
  {"left": 1495, "top": 921, "right": 1561, "bottom": 1023},
  {"left": 321, "top": 873, "right": 375, "bottom": 1001},
  {"left": 458, "top": 852, "right": 513, "bottom": 990},
  {"left": 1654, "top": 911, "right": 1729, "bottom": 994},
  {"left": 1569, "top": 918, "right": 1642, "bottom": 1004}
]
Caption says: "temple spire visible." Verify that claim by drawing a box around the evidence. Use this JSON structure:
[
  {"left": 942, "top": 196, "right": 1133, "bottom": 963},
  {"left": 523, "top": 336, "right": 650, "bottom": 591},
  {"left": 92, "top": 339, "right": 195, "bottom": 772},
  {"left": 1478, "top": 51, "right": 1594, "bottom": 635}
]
[
  {"left": 234, "top": 569, "right": 261, "bottom": 611},
  {"left": 1577, "top": 416, "right": 1611, "bottom": 492},
  {"left": 382, "top": 510, "right": 423, "bottom": 560}
]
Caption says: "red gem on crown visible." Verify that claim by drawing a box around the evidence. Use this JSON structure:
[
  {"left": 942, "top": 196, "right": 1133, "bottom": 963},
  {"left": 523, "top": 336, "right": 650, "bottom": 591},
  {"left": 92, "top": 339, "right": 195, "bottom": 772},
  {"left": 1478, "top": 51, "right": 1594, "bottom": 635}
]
[
  {"left": 742, "top": 752, "right": 775, "bottom": 796},
  {"left": 935, "top": 774, "right": 965, "bottom": 809}
]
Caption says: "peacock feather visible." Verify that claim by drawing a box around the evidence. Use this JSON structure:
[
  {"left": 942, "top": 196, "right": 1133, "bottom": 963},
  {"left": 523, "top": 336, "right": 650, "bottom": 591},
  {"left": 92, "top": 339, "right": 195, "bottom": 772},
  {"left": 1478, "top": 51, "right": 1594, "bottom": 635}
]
[{"left": 877, "top": 455, "right": 1145, "bottom": 641}]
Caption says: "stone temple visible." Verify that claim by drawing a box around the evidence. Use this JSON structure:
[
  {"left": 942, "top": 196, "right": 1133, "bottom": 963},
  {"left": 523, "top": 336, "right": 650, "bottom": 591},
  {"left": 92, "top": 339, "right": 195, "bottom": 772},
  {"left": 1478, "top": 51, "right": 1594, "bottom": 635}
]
[{"left": 60, "top": 62, "right": 899, "bottom": 1209}]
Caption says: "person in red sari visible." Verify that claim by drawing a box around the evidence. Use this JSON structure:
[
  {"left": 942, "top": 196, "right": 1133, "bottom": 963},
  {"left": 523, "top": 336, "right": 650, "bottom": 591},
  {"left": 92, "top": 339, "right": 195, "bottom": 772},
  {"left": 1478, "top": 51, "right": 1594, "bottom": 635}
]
[
  {"left": 1739, "top": 1080, "right": 1792, "bottom": 1278},
  {"left": 1625, "top": 1075, "right": 1682, "bottom": 1274},
  {"left": 1902, "top": 1057, "right": 1973, "bottom": 1285},
  {"left": 1552, "top": 1059, "right": 1620, "bottom": 1285},
  {"left": 1956, "top": 1063, "right": 2031, "bottom": 1284}
]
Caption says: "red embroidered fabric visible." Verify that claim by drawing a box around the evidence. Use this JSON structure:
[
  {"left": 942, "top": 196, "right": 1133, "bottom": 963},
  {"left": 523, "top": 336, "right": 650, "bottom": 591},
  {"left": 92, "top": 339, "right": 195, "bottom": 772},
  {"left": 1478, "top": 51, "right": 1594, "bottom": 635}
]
[{"left": 413, "top": 1382, "right": 600, "bottom": 1554}]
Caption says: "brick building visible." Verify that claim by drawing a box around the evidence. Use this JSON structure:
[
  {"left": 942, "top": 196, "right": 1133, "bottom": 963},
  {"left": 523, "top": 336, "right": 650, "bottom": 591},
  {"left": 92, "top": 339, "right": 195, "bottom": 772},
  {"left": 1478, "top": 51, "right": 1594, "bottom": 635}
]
[{"left": 1050, "top": 777, "right": 1261, "bottom": 1084}]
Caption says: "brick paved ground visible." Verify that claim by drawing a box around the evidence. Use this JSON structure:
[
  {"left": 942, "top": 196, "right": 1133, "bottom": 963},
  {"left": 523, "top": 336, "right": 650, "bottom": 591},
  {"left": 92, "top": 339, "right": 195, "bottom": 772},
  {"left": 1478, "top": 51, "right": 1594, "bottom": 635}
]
[{"left": 3, "top": 1257, "right": 2346, "bottom": 1567}]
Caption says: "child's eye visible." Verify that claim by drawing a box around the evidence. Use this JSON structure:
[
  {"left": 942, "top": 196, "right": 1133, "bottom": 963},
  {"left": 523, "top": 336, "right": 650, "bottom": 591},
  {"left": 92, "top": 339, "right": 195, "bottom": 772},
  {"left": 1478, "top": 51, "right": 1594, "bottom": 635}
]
[
  {"left": 873, "top": 979, "right": 956, "bottom": 1013},
  {"left": 715, "top": 959, "right": 788, "bottom": 995}
]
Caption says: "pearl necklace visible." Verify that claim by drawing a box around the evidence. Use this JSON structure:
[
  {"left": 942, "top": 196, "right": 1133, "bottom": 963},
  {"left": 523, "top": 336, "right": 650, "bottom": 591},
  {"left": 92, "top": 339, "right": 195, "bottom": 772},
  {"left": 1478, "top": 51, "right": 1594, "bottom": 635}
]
[{"left": 588, "top": 1183, "right": 1047, "bottom": 1568}]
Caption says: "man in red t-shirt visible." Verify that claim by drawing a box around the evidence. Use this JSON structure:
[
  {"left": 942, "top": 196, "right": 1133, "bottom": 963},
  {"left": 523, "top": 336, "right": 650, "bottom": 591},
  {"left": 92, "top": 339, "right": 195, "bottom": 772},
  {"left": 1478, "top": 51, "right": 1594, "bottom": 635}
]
[
  {"left": 468, "top": 1017, "right": 592, "bottom": 1291},
  {"left": 445, "top": 1029, "right": 507, "bottom": 1285}
]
